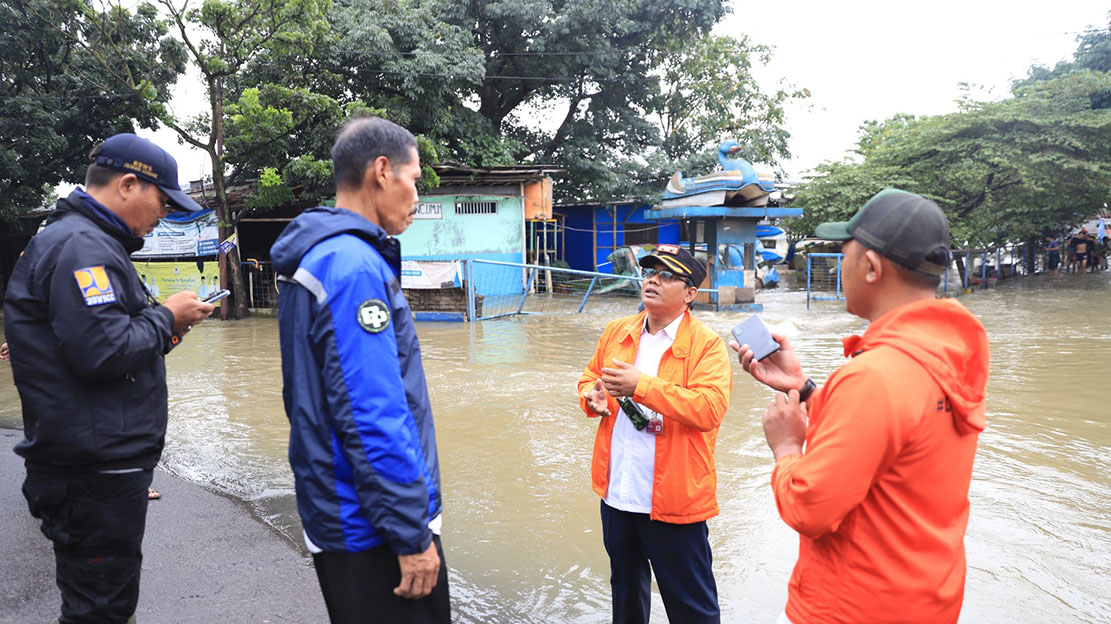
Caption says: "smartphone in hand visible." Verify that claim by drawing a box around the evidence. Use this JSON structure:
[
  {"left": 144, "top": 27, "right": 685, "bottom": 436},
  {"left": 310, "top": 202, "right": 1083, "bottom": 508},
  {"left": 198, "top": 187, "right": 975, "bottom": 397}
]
[
  {"left": 731, "top": 315, "right": 781, "bottom": 361},
  {"left": 202, "top": 289, "right": 231, "bottom": 304}
]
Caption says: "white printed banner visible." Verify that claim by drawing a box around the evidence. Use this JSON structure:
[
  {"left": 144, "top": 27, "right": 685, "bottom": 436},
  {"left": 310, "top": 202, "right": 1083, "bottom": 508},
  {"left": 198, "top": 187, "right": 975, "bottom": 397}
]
[
  {"left": 401, "top": 261, "right": 461, "bottom": 289},
  {"left": 133, "top": 210, "right": 220, "bottom": 258}
]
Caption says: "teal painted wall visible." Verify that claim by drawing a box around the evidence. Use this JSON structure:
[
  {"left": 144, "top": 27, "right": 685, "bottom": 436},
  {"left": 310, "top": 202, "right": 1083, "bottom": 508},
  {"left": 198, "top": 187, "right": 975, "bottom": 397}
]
[{"left": 398, "top": 194, "right": 524, "bottom": 261}]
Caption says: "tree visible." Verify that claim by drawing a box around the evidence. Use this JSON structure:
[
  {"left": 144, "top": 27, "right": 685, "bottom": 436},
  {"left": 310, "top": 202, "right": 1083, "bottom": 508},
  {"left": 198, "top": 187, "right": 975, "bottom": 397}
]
[
  {"left": 218, "top": 0, "right": 455, "bottom": 208},
  {"left": 224, "top": 86, "right": 442, "bottom": 212},
  {"left": 654, "top": 34, "right": 805, "bottom": 165},
  {"left": 794, "top": 73, "right": 1111, "bottom": 248},
  {"left": 0, "top": 0, "right": 184, "bottom": 221},
  {"left": 452, "top": 0, "right": 749, "bottom": 201},
  {"left": 153, "top": 0, "right": 331, "bottom": 319},
  {"left": 260, "top": 0, "right": 802, "bottom": 202},
  {"left": 1014, "top": 11, "right": 1111, "bottom": 87}
]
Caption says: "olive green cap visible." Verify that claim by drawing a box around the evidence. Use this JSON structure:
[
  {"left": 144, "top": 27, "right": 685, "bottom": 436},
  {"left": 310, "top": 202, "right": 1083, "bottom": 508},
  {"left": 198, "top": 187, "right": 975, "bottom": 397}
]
[{"left": 814, "top": 188, "right": 950, "bottom": 275}]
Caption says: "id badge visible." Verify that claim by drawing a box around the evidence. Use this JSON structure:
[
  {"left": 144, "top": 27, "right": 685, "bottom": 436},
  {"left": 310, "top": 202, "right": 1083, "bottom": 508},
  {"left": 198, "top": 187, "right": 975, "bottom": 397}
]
[{"left": 646, "top": 418, "right": 663, "bottom": 435}]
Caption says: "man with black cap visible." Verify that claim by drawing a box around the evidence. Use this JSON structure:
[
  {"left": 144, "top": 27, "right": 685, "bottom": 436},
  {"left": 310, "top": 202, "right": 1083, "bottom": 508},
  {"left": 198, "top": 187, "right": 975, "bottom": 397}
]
[
  {"left": 4, "top": 133, "right": 214, "bottom": 623},
  {"left": 577, "top": 245, "right": 732, "bottom": 623},
  {"left": 732, "top": 189, "right": 990, "bottom": 624}
]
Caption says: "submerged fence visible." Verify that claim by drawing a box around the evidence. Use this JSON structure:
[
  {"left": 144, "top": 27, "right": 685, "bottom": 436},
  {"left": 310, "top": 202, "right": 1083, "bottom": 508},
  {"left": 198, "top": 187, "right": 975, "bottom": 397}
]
[
  {"left": 466, "top": 259, "right": 646, "bottom": 320},
  {"left": 805, "top": 243, "right": 1052, "bottom": 308},
  {"left": 248, "top": 243, "right": 1055, "bottom": 319},
  {"left": 806, "top": 253, "right": 844, "bottom": 309},
  {"left": 461, "top": 259, "right": 732, "bottom": 321},
  {"left": 243, "top": 258, "right": 657, "bottom": 319}
]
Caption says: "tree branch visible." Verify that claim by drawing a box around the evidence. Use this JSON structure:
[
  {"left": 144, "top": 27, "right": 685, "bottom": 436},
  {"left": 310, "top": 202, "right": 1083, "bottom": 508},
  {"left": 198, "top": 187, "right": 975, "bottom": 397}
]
[
  {"left": 158, "top": 0, "right": 209, "bottom": 80},
  {"left": 536, "top": 81, "right": 597, "bottom": 160},
  {"left": 164, "top": 117, "right": 211, "bottom": 151}
]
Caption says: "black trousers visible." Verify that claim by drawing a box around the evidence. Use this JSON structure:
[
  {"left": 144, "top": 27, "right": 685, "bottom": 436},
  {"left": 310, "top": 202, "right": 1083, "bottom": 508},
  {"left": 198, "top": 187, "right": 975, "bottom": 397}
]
[
  {"left": 600, "top": 500, "right": 720, "bottom": 624},
  {"left": 313, "top": 535, "right": 451, "bottom": 624},
  {"left": 23, "top": 469, "right": 153, "bottom": 624}
]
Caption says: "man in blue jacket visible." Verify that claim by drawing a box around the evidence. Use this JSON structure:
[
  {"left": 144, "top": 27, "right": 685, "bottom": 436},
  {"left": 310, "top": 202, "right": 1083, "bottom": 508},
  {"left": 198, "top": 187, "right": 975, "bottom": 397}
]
[
  {"left": 4, "top": 133, "right": 214, "bottom": 623},
  {"left": 271, "top": 117, "right": 449, "bottom": 623}
]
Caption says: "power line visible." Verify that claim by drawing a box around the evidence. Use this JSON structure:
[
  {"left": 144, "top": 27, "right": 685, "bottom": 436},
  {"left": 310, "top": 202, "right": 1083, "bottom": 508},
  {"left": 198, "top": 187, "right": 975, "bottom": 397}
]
[
  {"left": 332, "top": 68, "right": 657, "bottom": 83},
  {"left": 0, "top": 91, "right": 137, "bottom": 100},
  {"left": 332, "top": 48, "right": 654, "bottom": 58}
]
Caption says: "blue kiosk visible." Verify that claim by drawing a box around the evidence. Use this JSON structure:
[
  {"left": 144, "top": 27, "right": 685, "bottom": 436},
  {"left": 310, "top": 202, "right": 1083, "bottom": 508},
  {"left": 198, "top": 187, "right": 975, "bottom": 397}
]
[
  {"left": 643, "top": 205, "right": 802, "bottom": 312},
  {"left": 643, "top": 141, "right": 803, "bottom": 311}
]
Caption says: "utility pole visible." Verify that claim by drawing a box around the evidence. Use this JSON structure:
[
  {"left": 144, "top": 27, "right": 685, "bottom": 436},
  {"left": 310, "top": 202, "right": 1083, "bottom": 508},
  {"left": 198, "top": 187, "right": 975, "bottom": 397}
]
[{"left": 216, "top": 74, "right": 228, "bottom": 321}]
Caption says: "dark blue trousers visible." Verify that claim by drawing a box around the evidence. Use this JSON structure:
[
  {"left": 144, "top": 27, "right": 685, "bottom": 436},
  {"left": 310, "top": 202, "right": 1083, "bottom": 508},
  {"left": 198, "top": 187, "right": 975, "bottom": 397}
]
[{"left": 600, "top": 500, "right": 720, "bottom": 624}]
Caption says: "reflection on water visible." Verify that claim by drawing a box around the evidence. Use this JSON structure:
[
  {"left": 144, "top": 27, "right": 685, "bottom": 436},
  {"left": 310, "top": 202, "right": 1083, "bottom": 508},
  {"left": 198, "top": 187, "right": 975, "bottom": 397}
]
[{"left": 1, "top": 273, "right": 1108, "bottom": 623}]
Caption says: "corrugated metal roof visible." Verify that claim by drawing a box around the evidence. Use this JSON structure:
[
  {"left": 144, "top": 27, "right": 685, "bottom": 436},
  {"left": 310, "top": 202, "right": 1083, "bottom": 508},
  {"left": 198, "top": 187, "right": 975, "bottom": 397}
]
[{"left": 432, "top": 161, "right": 561, "bottom": 185}]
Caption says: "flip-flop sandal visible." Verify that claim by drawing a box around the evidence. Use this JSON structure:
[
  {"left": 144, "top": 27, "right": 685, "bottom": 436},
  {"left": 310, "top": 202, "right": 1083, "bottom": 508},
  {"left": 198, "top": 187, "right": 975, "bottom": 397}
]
[{"left": 148, "top": 487, "right": 162, "bottom": 500}]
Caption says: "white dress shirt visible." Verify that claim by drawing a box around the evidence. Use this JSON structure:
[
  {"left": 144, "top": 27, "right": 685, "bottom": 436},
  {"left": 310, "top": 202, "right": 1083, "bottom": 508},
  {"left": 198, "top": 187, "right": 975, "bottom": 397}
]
[{"left": 604, "top": 312, "right": 683, "bottom": 514}]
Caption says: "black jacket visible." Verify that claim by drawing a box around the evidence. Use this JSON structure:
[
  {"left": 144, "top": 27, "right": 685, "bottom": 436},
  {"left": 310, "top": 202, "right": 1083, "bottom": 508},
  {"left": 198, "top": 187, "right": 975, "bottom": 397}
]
[{"left": 4, "top": 192, "right": 177, "bottom": 472}]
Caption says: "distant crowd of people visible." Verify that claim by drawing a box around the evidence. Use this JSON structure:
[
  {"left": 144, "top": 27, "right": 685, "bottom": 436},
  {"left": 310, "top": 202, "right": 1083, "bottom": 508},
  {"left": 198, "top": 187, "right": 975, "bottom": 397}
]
[
  {"left": 1068, "top": 229, "right": 1108, "bottom": 273},
  {"left": 1046, "top": 229, "right": 1107, "bottom": 276}
]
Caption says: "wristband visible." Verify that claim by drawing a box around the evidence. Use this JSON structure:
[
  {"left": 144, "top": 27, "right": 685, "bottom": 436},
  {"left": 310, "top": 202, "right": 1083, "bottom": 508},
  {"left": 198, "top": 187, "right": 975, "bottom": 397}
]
[{"left": 798, "top": 378, "right": 816, "bottom": 402}]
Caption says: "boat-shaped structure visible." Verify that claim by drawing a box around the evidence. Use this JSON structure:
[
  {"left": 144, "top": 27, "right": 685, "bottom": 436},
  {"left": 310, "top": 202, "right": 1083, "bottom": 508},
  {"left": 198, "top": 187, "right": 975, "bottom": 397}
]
[{"left": 662, "top": 140, "right": 776, "bottom": 208}]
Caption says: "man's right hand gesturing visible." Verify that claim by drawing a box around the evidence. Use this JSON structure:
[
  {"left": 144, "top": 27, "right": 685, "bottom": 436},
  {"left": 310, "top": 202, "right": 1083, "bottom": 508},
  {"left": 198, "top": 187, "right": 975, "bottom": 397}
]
[{"left": 583, "top": 378, "right": 612, "bottom": 417}]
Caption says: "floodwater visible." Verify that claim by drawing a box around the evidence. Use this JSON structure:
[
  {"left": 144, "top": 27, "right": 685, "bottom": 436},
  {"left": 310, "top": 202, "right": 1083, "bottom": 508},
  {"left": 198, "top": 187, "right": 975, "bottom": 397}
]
[{"left": 0, "top": 272, "right": 1108, "bottom": 623}]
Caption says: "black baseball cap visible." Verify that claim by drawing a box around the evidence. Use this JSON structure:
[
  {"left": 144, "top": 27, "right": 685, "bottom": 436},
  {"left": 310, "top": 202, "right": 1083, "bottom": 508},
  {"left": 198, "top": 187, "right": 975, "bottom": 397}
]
[
  {"left": 639, "top": 244, "right": 707, "bottom": 287},
  {"left": 814, "top": 188, "right": 950, "bottom": 276},
  {"left": 95, "top": 133, "right": 203, "bottom": 212}
]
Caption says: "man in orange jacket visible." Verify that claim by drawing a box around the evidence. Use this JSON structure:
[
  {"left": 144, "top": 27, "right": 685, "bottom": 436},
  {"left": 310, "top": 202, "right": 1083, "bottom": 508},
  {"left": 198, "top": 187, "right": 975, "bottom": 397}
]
[
  {"left": 733, "top": 189, "right": 990, "bottom": 624},
  {"left": 578, "top": 245, "right": 732, "bottom": 624}
]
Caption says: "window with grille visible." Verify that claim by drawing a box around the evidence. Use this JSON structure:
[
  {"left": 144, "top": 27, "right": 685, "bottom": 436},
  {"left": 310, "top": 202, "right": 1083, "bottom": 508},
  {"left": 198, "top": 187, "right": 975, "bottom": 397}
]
[
  {"left": 455, "top": 201, "right": 497, "bottom": 215},
  {"left": 623, "top": 224, "right": 658, "bottom": 246}
]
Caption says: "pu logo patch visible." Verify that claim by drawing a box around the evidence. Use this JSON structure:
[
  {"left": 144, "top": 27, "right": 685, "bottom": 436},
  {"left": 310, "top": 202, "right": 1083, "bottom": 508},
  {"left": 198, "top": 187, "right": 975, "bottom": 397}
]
[
  {"left": 73, "top": 266, "right": 117, "bottom": 306},
  {"left": 656, "top": 244, "right": 680, "bottom": 255},
  {"left": 357, "top": 299, "right": 391, "bottom": 333}
]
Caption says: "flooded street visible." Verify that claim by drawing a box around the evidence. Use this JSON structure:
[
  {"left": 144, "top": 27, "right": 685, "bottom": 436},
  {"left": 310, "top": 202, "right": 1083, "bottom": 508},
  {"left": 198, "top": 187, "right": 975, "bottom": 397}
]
[{"left": 1, "top": 273, "right": 1108, "bottom": 623}]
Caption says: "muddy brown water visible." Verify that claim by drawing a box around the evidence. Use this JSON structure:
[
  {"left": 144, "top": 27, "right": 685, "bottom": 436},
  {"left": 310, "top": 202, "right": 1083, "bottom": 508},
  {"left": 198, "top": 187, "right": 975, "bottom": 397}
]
[{"left": 1, "top": 272, "right": 1107, "bottom": 623}]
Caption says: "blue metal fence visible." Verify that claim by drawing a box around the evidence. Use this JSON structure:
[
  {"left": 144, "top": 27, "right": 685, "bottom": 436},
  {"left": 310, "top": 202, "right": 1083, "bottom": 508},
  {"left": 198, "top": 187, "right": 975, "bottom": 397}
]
[
  {"left": 805, "top": 245, "right": 1043, "bottom": 310},
  {"left": 464, "top": 258, "right": 719, "bottom": 321},
  {"left": 806, "top": 252, "right": 844, "bottom": 309}
]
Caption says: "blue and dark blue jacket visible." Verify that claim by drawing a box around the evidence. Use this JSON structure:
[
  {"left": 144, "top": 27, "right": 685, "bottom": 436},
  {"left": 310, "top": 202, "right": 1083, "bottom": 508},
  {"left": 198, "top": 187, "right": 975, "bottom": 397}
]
[{"left": 271, "top": 207, "right": 442, "bottom": 556}]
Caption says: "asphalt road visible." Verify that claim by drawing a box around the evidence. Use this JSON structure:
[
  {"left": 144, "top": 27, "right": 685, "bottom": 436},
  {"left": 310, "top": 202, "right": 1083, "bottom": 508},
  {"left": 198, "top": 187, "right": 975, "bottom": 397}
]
[{"left": 0, "top": 428, "right": 328, "bottom": 623}]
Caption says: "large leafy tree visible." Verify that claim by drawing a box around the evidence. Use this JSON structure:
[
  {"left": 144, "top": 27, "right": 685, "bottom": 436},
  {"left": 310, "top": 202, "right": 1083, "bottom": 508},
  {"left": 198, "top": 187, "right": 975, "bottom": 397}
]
[
  {"left": 222, "top": 85, "right": 441, "bottom": 211},
  {"left": 794, "top": 73, "right": 1111, "bottom": 247},
  {"left": 150, "top": 0, "right": 331, "bottom": 319},
  {"left": 0, "top": 0, "right": 185, "bottom": 221},
  {"left": 223, "top": 0, "right": 454, "bottom": 205},
  {"left": 655, "top": 34, "right": 803, "bottom": 164},
  {"left": 449, "top": 0, "right": 803, "bottom": 201},
  {"left": 243, "top": 0, "right": 804, "bottom": 203}
]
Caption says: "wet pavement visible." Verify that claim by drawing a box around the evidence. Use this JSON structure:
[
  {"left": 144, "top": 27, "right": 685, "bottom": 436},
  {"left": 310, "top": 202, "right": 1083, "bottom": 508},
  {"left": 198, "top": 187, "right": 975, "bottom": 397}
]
[{"left": 0, "top": 429, "right": 328, "bottom": 623}]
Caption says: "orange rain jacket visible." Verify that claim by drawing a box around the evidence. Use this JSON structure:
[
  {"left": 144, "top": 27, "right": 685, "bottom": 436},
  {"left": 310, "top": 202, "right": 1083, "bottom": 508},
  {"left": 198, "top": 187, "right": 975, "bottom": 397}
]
[
  {"left": 577, "top": 309, "right": 732, "bottom": 524},
  {"left": 775, "top": 298, "right": 989, "bottom": 624}
]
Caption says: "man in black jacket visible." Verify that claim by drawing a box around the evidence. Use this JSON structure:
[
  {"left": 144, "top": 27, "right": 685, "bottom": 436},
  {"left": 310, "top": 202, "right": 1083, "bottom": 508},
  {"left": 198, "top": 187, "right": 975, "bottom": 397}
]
[{"left": 4, "top": 134, "right": 215, "bottom": 623}]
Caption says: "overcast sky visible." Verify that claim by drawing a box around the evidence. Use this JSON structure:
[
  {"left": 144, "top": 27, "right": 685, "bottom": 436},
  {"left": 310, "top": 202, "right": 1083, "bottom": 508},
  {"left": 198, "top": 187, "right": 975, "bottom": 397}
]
[
  {"left": 134, "top": 0, "right": 1110, "bottom": 187},
  {"left": 730, "top": 0, "right": 1110, "bottom": 179}
]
